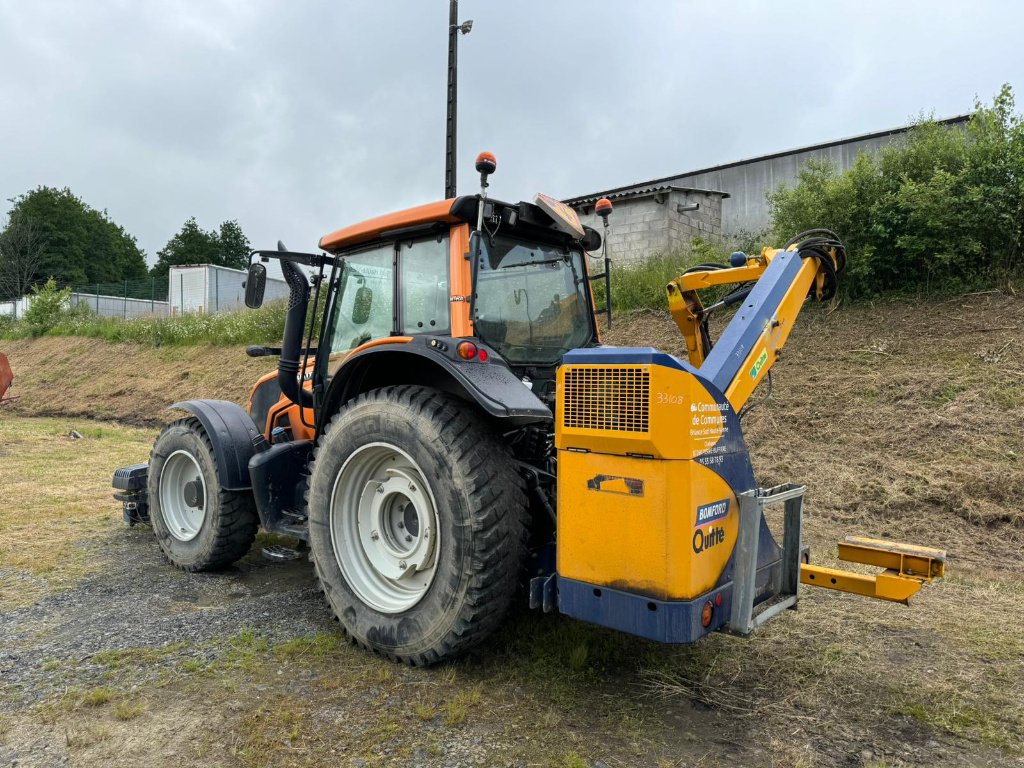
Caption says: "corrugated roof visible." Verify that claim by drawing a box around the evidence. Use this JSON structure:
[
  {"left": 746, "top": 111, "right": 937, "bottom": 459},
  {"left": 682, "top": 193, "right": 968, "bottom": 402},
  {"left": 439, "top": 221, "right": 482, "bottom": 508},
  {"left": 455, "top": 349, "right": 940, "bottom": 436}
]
[
  {"left": 563, "top": 114, "right": 970, "bottom": 207},
  {"left": 566, "top": 184, "right": 728, "bottom": 208}
]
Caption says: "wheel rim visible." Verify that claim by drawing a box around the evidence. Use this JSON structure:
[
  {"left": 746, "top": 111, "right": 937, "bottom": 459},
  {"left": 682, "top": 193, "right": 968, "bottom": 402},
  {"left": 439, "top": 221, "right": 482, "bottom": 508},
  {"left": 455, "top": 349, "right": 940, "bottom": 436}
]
[
  {"left": 330, "top": 442, "right": 440, "bottom": 614},
  {"left": 159, "top": 449, "right": 207, "bottom": 542}
]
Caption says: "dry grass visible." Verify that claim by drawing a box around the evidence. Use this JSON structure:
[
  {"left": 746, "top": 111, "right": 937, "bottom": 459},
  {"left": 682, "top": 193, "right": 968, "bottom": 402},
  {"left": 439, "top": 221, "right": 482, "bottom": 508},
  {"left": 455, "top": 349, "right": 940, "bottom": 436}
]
[
  {"left": 0, "top": 417, "right": 154, "bottom": 609},
  {"left": 3, "top": 336, "right": 275, "bottom": 425}
]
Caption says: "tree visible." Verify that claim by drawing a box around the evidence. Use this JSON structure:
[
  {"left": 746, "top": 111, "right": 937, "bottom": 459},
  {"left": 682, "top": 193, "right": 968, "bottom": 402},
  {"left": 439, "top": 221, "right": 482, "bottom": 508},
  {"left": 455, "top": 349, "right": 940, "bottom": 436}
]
[
  {"left": 0, "top": 212, "right": 46, "bottom": 301},
  {"left": 217, "top": 220, "right": 251, "bottom": 271},
  {"left": 151, "top": 217, "right": 252, "bottom": 278},
  {"left": 0, "top": 187, "right": 148, "bottom": 293}
]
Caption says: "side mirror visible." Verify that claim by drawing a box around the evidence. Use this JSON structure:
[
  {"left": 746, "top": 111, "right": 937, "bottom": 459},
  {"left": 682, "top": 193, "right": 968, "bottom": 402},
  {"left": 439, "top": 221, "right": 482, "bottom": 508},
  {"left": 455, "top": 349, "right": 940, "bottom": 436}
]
[
  {"left": 245, "top": 263, "right": 267, "bottom": 308},
  {"left": 351, "top": 285, "right": 373, "bottom": 324},
  {"left": 580, "top": 225, "right": 602, "bottom": 253}
]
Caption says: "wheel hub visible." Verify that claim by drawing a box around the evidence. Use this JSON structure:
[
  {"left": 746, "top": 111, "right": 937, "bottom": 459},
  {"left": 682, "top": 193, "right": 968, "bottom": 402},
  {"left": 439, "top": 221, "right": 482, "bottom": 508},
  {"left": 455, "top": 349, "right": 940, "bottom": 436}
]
[
  {"left": 159, "top": 450, "right": 207, "bottom": 542},
  {"left": 330, "top": 443, "right": 441, "bottom": 614},
  {"left": 358, "top": 468, "right": 435, "bottom": 580}
]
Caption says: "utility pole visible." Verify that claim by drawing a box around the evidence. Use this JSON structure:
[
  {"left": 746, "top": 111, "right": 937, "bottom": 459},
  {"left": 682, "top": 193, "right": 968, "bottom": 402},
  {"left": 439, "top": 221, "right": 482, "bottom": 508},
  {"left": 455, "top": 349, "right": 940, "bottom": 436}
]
[{"left": 445, "top": 1, "right": 473, "bottom": 199}]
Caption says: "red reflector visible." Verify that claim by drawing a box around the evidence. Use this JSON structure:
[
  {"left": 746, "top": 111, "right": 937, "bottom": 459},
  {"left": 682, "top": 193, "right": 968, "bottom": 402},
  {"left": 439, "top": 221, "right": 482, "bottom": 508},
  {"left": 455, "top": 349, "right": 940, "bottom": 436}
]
[
  {"left": 714, "top": 593, "right": 722, "bottom": 607},
  {"left": 457, "top": 341, "right": 477, "bottom": 360},
  {"left": 701, "top": 601, "right": 713, "bottom": 628},
  {"left": 478, "top": 349, "right": 488, "bottom": 362}
]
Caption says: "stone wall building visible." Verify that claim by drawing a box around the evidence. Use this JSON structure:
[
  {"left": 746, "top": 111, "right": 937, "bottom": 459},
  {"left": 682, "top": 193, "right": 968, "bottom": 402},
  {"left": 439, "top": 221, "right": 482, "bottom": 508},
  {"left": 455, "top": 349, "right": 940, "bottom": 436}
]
[{"left": 567, "top": 185, "right": 729, "bottom": 266}]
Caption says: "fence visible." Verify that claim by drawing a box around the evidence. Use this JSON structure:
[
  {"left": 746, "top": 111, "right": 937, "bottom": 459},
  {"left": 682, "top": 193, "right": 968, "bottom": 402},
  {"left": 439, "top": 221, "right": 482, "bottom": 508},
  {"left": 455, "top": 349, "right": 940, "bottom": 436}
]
[
  {"left": 69, "top": 291, "right": 170, "bottom": 319},
  {"left": 0, "top": 266, "right": 288, "bottom": 321}
]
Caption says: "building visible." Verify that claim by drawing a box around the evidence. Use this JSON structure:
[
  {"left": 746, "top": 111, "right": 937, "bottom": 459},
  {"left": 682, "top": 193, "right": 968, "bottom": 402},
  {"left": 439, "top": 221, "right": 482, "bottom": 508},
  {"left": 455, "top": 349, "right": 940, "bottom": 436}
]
[
  {"left": 569, "top": 186, "right": 729, "bottom": 265},
  {"left": 566, "top": 114, "right": 970, "bottom": 249},
  {"left": 168, "top": 264, "right": 290, "bottom": 315}
]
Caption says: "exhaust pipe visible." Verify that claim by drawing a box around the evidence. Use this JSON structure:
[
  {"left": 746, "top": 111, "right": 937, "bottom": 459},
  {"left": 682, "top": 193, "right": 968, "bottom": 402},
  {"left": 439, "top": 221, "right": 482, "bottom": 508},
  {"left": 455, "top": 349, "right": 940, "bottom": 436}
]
[{"left": 277, "top": 242, "right": 314, "bottom": 409}]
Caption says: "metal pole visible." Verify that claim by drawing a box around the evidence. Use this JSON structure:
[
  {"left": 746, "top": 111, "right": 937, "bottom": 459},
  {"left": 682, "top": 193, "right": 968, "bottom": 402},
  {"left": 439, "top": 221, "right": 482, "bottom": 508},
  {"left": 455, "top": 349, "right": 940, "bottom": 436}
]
[
  {"left": 444, "top": 0, "right": 458, "bottom": 199},
  {"left": 123, "top": 280, "right": 128, "bottom": 318},
  {"left": 96, "top": 284, "right": 100, "bottom": 313}
]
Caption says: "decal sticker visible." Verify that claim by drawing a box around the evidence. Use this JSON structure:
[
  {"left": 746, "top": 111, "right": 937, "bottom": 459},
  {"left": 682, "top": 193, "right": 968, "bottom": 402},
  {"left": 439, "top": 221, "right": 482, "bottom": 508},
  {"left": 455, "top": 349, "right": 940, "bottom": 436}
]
[
  {"left": 749, "top": 349, "right": 769, "bottom": 379},
  {"left": 693, "top": 526, "right": 725, "bottom": 554},
  {"left": 586, "top": 474, "right": 645, "bottom": 497},
  {"left": 695, "top": 498, "right": 730, "bottom": 527}
]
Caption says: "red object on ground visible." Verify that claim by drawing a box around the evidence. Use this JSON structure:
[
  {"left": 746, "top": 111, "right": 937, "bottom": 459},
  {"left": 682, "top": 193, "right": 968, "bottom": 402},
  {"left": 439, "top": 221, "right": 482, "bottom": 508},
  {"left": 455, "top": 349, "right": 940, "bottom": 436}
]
[{"left": 0, "top": 352, "right": 15, "bottom": 404}]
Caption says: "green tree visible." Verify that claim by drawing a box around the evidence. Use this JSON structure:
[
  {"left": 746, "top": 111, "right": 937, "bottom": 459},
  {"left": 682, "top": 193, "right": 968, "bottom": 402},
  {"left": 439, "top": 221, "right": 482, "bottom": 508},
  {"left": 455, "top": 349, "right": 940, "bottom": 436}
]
[
  {"left": 0, "top": 187, "right": 147, "bottom": 295},
  {"left": 769, "top": 85, "right": 1023, "bottom": 297},
  {"left": 217, "top": 219, "right": 251, "bottom": 270},
  {"left": 151, "top": 217, "right": 252, "bottom": 278}
]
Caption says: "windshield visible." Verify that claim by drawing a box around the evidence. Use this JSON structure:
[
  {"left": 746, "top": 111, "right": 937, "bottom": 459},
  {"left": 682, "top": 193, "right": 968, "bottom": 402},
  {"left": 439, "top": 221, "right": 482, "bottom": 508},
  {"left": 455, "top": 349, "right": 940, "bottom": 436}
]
[{"left": 473, "top": 234, "right": 594, "bottom": 365}]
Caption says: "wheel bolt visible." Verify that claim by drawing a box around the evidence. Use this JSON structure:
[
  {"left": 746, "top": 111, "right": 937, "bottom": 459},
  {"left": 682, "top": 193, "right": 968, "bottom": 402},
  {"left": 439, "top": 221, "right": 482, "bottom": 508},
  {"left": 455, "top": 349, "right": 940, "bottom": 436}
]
[
  {"left": 376, "top": 485, "right": 385, "bottom": 495},
  {"left": 370, "top": 530, "right": 380, "bottom": 541},
  {"left": 409, "top": 483, "right": 416, "bottom": 492},
  {"left": 397, "top": 521, "right": 404, "bottom": 529},
  {"left": 405, "top": 535, "right": 413, "bottom": 543},
  {"left": 399, "top": 560, "right": 407, "bottom": 570}
]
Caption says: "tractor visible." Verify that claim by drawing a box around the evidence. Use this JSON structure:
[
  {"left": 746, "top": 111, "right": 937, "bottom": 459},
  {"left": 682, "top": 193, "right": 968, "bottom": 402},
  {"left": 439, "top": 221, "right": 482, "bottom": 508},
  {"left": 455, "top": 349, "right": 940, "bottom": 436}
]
[{"left": 114, "top": 153, "right": 945, "bottom": 665}]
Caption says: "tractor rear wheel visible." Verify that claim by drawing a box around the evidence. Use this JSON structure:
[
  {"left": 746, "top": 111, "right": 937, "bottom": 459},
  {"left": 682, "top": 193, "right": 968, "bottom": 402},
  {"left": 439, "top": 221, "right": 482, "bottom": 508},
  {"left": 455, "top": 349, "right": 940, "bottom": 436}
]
[
  {"left": 307, "top": 386, "right": 527, "bottom": 665},
  {"left": 147, "top": 417, "right": 259, "bottom": 571}
]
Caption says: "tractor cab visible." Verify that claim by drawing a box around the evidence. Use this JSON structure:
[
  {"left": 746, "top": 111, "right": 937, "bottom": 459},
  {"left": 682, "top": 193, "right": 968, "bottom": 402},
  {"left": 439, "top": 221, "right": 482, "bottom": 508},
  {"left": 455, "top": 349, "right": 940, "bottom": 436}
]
[{"left": 315, "top": 190, "right": 602, "bottom": 407}]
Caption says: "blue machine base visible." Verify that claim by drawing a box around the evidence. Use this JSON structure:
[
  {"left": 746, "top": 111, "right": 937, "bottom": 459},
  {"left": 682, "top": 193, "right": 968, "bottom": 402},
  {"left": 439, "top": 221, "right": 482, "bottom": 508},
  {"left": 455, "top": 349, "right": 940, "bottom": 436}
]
[{"left": 557, "top": 562, "right": 781, "bottom": 644}]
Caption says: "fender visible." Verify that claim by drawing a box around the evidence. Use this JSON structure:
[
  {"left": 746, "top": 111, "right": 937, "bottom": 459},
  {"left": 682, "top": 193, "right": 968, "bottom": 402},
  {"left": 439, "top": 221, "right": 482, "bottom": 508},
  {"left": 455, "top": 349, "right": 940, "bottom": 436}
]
[
  {"left": 171, "top": 399, "right": 266, "bottom": 491},
  {"left": 319, "top": 337, "right": 551, "bottom": 431}
]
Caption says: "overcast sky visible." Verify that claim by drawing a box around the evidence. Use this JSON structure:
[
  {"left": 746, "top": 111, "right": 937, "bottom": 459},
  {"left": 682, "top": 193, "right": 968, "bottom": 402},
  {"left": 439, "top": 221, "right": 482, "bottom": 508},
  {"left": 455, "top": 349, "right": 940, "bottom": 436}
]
[{"left": 0, "top": 1, "right": 1020, "bottom": 265}]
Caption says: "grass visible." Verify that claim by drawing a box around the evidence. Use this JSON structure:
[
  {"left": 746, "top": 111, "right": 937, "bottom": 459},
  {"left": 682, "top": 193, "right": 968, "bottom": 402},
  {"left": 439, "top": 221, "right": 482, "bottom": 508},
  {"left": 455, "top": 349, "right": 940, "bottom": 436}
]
[
  {"left": 0, "top": 417, "right": 155, "bottom": 609},
  {"left": 16, "top": 300, "right": 289, "bottom": 346}
]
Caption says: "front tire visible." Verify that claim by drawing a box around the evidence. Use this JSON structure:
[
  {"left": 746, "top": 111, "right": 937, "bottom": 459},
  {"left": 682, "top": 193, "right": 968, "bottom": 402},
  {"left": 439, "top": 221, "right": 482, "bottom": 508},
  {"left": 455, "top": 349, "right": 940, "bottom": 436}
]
[
  {"left": 307, "top": 386, "right": 527, "bottom": 665},
  {"left": 148, "top": 417, "right": 259, "bottom": 571}
]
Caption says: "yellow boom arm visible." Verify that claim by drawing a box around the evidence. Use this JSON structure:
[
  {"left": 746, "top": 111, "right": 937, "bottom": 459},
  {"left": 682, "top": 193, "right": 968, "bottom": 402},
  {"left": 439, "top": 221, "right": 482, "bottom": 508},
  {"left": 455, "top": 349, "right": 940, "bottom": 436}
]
[{"left": 665, "top": 236, "right": 845, "bottom": 412}]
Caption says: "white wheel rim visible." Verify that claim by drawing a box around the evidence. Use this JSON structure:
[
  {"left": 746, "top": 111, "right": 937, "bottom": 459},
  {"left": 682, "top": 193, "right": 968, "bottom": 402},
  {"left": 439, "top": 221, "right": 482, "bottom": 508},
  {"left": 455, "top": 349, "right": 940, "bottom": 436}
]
[
  {"left": 159, "top": 449, "right": 207, "bottom": 542},
  {"left": 330, "top": 442, "right": 440, "bottom": 614}
]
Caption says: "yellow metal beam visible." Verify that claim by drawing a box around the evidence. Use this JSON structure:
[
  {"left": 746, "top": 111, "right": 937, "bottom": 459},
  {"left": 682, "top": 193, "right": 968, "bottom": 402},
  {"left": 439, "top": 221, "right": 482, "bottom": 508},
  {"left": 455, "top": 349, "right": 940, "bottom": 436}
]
[
  {"left": 838, "top": 536, "right": 946, "bottom": 581},
  {"left": 800, "top": 564, "right": 924, "bottom": 604}
]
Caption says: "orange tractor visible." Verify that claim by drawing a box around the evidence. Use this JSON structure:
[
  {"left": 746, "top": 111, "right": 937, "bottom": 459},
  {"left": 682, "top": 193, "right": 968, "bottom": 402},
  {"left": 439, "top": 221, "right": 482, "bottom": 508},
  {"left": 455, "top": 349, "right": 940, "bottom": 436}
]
[{"left": 114, "top": 154, "right": 944, "bottom": 665}]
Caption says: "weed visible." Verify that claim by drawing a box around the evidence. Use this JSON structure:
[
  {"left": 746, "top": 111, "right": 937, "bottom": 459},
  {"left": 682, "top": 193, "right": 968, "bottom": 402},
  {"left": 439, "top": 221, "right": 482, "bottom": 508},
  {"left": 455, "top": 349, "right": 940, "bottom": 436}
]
[
  {"left": 414, "top": 703, "right": 437, "bottom": 721},
  {"left": 113, "top": 700, "right": 145, "bottom": 721},
  {"left": 562, "top": 751, "right": 588, "bottom": 768}
]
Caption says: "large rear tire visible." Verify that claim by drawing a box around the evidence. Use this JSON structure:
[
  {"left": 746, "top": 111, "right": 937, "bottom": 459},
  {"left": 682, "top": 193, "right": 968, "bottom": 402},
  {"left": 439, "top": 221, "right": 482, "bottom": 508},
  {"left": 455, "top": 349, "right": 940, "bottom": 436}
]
[
  {"left": 148, "top": 417, "right": 259, "bottom": 571},
  {"left": 307, "top": 385, "right": 527, "bottom": 665}
]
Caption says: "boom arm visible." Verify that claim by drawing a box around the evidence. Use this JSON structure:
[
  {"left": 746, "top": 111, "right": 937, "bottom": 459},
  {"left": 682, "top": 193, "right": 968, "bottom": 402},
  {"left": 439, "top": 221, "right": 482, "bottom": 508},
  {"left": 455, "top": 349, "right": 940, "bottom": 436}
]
[{"left": 665, "top": 232, "right": 846, "bottom": 411}]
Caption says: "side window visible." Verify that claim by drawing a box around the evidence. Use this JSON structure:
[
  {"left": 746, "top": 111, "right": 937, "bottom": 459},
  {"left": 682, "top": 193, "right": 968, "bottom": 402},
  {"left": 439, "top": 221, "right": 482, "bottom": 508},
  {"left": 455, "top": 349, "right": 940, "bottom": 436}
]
[
  {"left": 330, "top": 243, "right": 394, "bottom": 354},
  {"left": 400, "top": 235, "right": 449, "bottom": 334}
]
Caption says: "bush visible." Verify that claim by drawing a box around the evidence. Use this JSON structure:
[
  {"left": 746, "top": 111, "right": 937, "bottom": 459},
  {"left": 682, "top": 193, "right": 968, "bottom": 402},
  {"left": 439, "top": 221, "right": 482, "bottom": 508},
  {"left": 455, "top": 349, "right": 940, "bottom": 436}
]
[
  {"left": 769, "top": 85, "right": 1023, "bottom": 298},
  {"left": 21, "top": 278, "right": 91, "bottom": 337}
]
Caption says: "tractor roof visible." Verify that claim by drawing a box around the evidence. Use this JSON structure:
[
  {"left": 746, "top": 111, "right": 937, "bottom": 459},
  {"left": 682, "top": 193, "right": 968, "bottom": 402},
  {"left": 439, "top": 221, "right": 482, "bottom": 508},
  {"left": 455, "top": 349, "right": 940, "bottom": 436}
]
[
  {"left": 318, "top": 194, "right": 586, "bottom": 254},
  {"left": 319, "top": 199, "right": 461, "bottom": 253}
]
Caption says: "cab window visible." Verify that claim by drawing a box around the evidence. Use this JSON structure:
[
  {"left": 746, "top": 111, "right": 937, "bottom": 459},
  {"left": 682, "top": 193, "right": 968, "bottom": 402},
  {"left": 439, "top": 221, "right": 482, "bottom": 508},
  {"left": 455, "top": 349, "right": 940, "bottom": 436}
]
[
  {"left": 400, "top": 235, "right": 450, "bottom": 334},
  {"left": 330, "top": 243, "right": 394, "bottom": 355}
]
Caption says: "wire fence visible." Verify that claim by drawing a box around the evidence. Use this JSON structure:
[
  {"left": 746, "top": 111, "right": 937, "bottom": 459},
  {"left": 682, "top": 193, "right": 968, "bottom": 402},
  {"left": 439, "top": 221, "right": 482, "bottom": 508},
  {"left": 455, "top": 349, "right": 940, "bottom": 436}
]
[{"left": 0, "top": 266, "right": 290, "bottom": 321}]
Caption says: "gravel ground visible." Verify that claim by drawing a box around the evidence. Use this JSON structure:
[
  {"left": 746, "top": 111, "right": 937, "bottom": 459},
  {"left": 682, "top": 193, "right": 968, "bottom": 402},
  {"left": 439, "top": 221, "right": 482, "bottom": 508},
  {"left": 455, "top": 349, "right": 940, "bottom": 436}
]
[{"left": 0, "top": 529, "right": 329, "bottom": 712}]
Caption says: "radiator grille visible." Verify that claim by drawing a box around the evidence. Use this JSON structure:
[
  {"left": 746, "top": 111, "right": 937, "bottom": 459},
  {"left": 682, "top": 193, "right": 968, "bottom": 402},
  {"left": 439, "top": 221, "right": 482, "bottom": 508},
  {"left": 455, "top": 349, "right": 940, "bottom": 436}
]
[{"left": 562, "top": 366, "right": 650, "bottom": 433}]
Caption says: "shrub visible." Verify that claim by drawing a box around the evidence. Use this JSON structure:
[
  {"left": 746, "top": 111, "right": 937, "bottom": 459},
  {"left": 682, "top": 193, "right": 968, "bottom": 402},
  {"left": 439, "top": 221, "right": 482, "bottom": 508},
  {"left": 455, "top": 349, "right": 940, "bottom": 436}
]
[
  {"left": 21, "top": 278, "right": 91, "bottom": 337},
  {"left": 769, "top": 85, "right": 1023, "bottom": 297}
]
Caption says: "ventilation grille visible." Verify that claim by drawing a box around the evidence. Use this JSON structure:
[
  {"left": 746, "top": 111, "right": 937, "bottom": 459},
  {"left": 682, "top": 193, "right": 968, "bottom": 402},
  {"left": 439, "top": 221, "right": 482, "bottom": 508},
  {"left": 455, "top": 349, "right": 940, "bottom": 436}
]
[{"left": 563, "top": 366, "right": 650, "bottom": 433}]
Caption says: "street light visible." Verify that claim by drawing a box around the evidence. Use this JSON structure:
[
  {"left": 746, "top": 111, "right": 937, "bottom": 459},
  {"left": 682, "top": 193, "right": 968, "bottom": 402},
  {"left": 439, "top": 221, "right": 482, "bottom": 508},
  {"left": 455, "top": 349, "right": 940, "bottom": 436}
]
[{"left": 445, "top": 1, "right": 473, "bottom": 199}]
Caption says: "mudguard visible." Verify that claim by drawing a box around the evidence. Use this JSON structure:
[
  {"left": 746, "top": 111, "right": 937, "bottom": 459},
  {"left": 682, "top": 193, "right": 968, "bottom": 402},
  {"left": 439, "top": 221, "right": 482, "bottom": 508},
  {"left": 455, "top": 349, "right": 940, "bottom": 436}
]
[
  {"left": 170, "top": 399, "right": 266, "bottom": 491},
  {"left": 320, "top": 337, "right": 552, "bottom": 429}
]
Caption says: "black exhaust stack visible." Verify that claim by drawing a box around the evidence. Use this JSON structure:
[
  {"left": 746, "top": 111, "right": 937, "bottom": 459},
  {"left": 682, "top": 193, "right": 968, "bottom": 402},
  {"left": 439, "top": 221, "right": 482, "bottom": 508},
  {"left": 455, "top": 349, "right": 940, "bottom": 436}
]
[{"left": 276, "top": 241, "right": 314, "bottom": 409}]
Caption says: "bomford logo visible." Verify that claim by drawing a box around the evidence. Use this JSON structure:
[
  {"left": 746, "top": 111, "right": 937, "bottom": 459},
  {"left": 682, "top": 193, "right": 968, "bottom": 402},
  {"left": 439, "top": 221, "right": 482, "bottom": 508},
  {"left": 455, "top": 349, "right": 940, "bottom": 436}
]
[
  {"left": 693, "top": 526, "right": 725, "bottom": 554},
  {"left": 695, "top": 498, "right": 729, "bottom": 527}
]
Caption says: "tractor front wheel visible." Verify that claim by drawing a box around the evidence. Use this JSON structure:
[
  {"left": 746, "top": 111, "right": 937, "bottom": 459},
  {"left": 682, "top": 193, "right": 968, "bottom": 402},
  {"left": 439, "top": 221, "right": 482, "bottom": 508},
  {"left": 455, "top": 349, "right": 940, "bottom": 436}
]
[
  {"left": 307, "top": 386, "right": 527, "bottom": 665},
  {"left": 147, "top": 417, "right": 259, "bottom": 571}
]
